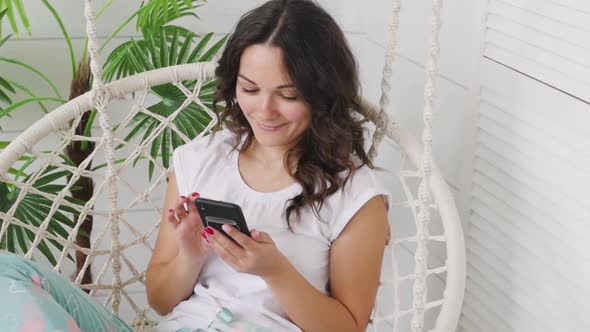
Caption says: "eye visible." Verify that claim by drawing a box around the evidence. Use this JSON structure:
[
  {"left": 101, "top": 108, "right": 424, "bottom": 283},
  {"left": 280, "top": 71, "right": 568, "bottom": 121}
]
[
  {"left": 241, "top": 88, "right": 258, "bottom": 94},
  {"left": 280, "top": 94, "right": 299, "bottom": 101},
  {"left": 280, "top": 95, "right": 298, "bottom": 101}
]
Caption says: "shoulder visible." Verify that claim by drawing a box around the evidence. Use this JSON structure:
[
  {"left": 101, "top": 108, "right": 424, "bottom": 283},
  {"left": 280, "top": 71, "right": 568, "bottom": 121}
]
[
  {"left": 345, "top": 164, "right": 382, "bottom": 190},
  {"left": 339, "top": 164, "right": 390, "bottom": 203},
  {"left": 322, "top": 164, "right": 391, "bottom": 242},
  {"left": 174, "top": 128, "right": 236, "bottom": 158},
  {"left": 172, "top": 128, "right": 237, "bottom": 194}
]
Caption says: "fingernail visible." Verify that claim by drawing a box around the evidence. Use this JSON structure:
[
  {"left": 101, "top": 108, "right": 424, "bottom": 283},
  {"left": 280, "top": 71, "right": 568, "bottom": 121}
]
[
  {"left": 205, "top": 227, "right": 214, "bottom": 235},
  {"left": 222, "top": 224, "right": 231, "bottom": 232},
  {"left": 192, "top": 192, "right": 199, "bottom": 197},
  {"left": 180, "top": 196, "right": 186, "bottom": 200},
  {"left": 168, "top": 209, "right": 174, "bottom": 214}
]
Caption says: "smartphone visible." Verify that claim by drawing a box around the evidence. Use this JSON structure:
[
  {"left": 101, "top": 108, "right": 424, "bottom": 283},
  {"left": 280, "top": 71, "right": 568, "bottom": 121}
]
[{"left": 195, "top": 197, "right": 250, "bottom": 237}]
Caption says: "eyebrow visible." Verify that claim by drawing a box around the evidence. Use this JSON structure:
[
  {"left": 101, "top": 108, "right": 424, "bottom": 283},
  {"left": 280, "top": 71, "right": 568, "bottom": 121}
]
[{"left": 238, "top": 74, "right": 295, "bottom": 89}]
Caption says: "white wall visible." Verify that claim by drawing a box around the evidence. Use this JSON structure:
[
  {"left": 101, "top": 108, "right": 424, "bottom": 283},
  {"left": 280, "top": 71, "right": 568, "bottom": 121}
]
[{"left": 0, "top": 0, "right": 481, "bottom": 329}]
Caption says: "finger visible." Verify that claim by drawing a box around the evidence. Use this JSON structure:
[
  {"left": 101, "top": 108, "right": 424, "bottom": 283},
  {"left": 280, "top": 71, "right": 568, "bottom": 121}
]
[
  {"left": 251, "top": 229, "right": 273, "bottom": 243},
  {"left": 187, "top": 192, "right": 200, "bottom": 214},
  {"left": 222, "top": 225, "right": 253, "bottom": 249},
  {"left": 200, "top": 230, "right": 210, "bottom": 244},
  {"left": 208, "top": 233, "right": 240, "bottom": 266},
  {"left": 207, "top": 227, "right": 244, "bottom": 256},
  {"left": 178, "top": 195, "right": 188, "bottom": 209},
  {"left": 167, "top": 209, "right": 178, "bottom": 226},
  {"left": 175, "top": 196, "right": 188, "bottom": 220}
]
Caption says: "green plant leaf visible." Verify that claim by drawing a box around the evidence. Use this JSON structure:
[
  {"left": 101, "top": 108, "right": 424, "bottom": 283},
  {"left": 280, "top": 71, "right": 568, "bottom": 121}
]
[
  {"left": 161, "top": 127, "right": 171, "bottom": 169},
  {"left": 104, "top": 26, "right": 201, "bottom": 81},
  {"left": 12, "top": 200, "right": 57, "bottom": 265},
  {"left": 4, "top": 80, "right": 50, "bottom": 113},
  {"left": 136, "top": 0, "right": 202, "bottom": 31},
  {"left": 1, "top": 0, "right": 31, "bottom": 37},
  {"left": 0, "top": 155, "right": 81, "bottom": 265},
  {"left": 0, "top": 34, "right": 10, "bottom": 48},
  {"left": 7, "top": 167, "right": 27, "bottom": 177},
  {"left": 6, "top": 224, "right": 16, "bottom": 252},
  {"left": 33, "top": 170, "right": 70, "bottom": 188},
  {"left": 0, "top": 88, "right": 11, "bottom": 104},
  {"left": 0, "top": 96, "right": 64, "bottom": 119},
  {"left": 0, "top": 57, "right": 64, "bottom": 100},
  {"left": 186, "top": 32, "right": 213, "bottom": 62},
  {"left": 159, "top": 26, "right": 169, "bottom": 67},
  {"left": 148, "top": 127, "right": 164, "bottom": 180},
  {"left": 13, "top": 218, "right": 29, "bottom": 255},
  {"left": 198, "top": 34, "right": 229, "bottom": 62},
  {"left": 40, "top": 0, "right": 76, "bottom": 78},
  {"left": 80, "top": 109, "right": 97, "bottom": 151},
  {"left": 101, "top": 21, "right": 226, "bottom": 179}
]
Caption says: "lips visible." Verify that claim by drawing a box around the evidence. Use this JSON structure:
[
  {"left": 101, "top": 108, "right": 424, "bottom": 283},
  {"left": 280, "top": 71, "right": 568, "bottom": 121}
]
[{"left": 257, "top": 122, "right": 286, "bottom": 132}]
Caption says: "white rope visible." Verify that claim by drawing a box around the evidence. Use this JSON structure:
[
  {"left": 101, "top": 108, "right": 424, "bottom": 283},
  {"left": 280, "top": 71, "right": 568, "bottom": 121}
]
[
  {"left": 84, "top": 0, "right": 123, "bottom": 314},
  {"left": 0, "top": 75, "right": 465, "bottom": 331},
  {"left": 369, "top": 0, "right": 402, "bottom": 160},
  {"left": 411, "top": 0, "right": 444, "bottom": 330},
  {"left": 0, "top": 0, "right": 465, "bottom": 328}
]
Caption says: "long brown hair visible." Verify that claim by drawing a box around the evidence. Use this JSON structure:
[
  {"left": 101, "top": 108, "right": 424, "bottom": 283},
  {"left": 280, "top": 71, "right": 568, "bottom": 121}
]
[{"left": 213, "top": 0, "right": 373, "bottom": 227}]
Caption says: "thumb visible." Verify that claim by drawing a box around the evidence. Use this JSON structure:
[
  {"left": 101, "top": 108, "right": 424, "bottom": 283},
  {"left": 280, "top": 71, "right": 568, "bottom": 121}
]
[{"left": 251, "top": 229, "right": 273, "bottom": 243}]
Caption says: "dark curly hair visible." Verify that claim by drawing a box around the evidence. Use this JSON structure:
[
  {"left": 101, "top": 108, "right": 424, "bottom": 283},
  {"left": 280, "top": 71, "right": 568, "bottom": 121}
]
[{"left": 213, "top": 0, "right": 373, "bottom": 227}]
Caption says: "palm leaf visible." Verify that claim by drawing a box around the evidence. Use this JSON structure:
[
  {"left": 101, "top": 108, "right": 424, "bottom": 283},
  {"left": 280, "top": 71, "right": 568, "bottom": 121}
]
[
  {"left": 0, "top": 96, "right": 65, "bottom": 119},
  {"left": 0, "top": 57, "right": 64, "bottom": 100},
  {"left": 102, "top": 26, "right": 225, "bottom": 180},
  {"left": 4, "top": 80, "right": 51, "bottom": 113},
  {"left": 0, "top": 1, "right": 31, "bottom": 37},
  {"left": 0, "top": 156, "right": 80, "bottom": 265},
  {"left": 136, "top": 0, "right": 204, "bottom": 32},
  {"left": 0, "top": 20, "right": 14, "bottom": 106}
]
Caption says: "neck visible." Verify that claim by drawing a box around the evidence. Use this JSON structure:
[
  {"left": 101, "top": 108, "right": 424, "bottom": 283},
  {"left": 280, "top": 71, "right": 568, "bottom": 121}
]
[{"left": 247, "top": 139, "right": 298, "bottom": 171}]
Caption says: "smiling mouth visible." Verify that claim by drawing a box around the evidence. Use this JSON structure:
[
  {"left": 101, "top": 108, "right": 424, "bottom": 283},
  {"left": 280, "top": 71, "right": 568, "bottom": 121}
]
[{"left": 257, "top": 123, "right": 287, "bottom": 132}]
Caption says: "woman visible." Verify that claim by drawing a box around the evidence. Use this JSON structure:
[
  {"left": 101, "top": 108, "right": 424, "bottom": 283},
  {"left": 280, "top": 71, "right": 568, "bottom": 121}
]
[{"left": 147, "top": 0, "right": 390, "bottom": 331}]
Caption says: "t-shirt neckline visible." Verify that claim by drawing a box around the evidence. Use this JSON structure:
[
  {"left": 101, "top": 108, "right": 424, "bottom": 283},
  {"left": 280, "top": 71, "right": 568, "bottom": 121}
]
[{"left": 230, "top": 146, "right": 302, "bottom": 199}]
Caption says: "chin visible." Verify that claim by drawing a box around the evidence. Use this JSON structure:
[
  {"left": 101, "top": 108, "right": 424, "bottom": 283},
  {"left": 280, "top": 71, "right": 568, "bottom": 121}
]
[{"left": 253, "top": 132, "right": 292, "bottom": 147}]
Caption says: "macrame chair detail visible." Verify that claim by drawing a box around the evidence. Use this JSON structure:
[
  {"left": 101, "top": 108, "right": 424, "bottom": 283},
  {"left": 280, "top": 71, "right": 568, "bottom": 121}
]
[{"left": 0, "top": 0, "right": 465, "bottom": 331}]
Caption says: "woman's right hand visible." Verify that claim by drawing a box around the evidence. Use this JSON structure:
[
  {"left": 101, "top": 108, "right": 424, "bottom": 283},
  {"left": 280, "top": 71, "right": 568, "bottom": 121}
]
[{"left": 167, "top": 193, "right": 210, "bottom": 259}]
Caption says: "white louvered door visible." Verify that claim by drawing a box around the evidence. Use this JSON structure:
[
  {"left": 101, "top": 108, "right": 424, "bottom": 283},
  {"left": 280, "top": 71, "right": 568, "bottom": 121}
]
[
  {"left": 460, "top": 0, "right": 590, "bottom": 331},
  {"left": 485, "top": 0, "right": 590, "bottom": 101}
]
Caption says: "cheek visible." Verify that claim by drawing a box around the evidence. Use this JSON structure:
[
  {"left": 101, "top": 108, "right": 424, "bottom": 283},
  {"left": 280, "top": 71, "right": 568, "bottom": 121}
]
[
  {"left": 236, "top": 93, "right": 255, "bottom": 116},
  {"left": 282, "top": 104, "right": 311, "bottom": 123}
]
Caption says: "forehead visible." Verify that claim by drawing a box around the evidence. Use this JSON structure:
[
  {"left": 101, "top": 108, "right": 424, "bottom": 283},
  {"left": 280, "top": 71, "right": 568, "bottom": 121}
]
[{"left": 238, "top": 44, "right": 293, "bottom": 86}]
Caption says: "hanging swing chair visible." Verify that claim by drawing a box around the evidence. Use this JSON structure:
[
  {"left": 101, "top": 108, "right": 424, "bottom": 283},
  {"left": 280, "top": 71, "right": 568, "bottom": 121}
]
[{"left": 0, "top": 0, "right": 465, "bottom": 331}]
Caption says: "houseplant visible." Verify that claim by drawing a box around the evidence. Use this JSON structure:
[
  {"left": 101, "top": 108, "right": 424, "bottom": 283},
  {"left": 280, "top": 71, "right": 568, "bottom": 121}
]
[{"left": 0, "top": 0, "right": 227, "bottom": 285}]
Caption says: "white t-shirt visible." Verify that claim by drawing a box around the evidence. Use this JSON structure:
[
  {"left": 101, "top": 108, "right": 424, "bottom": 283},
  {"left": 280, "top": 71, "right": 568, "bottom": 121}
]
[{"left": 157, "top": 129, "right": 391, "bottom": 331}]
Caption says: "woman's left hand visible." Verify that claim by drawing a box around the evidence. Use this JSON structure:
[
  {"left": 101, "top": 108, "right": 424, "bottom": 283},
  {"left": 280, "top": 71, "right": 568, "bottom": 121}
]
[{"left": 204, "top": 225, "right": 288, "bottom": 279}]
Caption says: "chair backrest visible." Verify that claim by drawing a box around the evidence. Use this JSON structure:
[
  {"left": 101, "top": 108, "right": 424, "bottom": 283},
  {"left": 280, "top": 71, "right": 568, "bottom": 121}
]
[{"left": 0, "top": 62, "right": 465, "bottom": 331}]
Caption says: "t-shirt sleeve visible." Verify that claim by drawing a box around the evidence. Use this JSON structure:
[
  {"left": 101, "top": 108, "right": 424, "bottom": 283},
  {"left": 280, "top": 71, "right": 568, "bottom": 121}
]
[{"left": 328, "top": 168, "right": 392, "bottom": 242}]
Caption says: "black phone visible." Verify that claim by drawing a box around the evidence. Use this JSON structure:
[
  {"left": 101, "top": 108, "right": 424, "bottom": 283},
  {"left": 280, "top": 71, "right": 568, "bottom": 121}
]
[{"left": 195, "top": 197, "right": 250, "bottom": 237}]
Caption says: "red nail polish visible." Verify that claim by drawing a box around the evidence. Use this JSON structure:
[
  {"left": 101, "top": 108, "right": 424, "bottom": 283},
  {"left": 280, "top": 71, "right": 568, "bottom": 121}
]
[
  {"left": 192, "top": 192, "right": 199, "bottom": 197},
  {"left": 180, "top": 196, "right": 186, "bottom": 200},
  {"left": 200, "top": 232, "right": 209, "bottom": 242},
  {"left": 168, "top": 209, "right": 174, "bottom": 213},
  {"left": 205, "top": 227, "right": 214, "bottom": 235}
]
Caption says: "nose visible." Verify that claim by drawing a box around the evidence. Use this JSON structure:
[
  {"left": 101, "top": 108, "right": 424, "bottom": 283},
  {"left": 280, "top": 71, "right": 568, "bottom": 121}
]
[{"left": 259, "top": 95, "right": 279, "bottom": 119}]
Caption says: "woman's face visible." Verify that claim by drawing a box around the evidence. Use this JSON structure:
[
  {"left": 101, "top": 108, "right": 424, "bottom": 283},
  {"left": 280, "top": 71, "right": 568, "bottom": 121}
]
[{"left": 236, "top": 44, "right": 311, "bottom": 150}]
